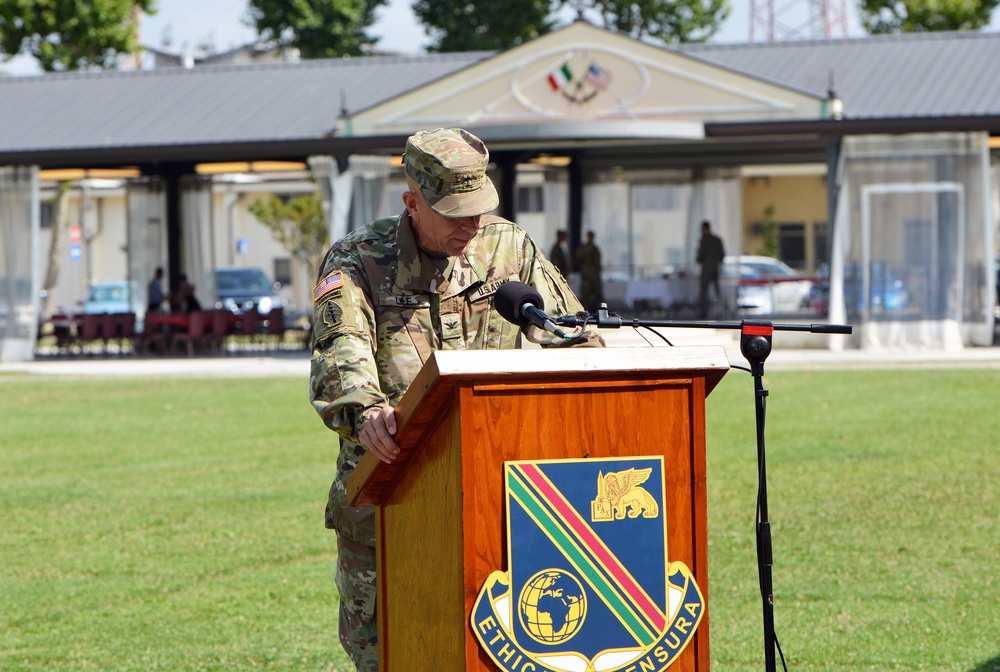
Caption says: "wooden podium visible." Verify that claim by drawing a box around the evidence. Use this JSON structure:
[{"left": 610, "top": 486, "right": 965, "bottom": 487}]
[{"left": 348, "top": 346, "right": 729, "bottom": 672}]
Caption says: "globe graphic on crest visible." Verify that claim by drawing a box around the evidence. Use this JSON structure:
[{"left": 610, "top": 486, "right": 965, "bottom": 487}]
[{"left": 517, "top": 569, "right": 587, "bottom": 645}]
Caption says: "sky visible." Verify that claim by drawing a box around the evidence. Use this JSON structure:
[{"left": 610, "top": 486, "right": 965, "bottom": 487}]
[
  {"left": 3, "top": 0, "right": 995, "bottom": 76},
  {"left": 0, "top": 0, "right": 868, "bottom": 76}
]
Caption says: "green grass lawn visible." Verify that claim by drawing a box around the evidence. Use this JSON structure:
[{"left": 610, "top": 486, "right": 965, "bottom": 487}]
[
  {"left": 705, "top": 368, "right": 1000, "bottom": 672},
  {"left": 1, "top": 368, "right": 997, "bottom": 671}
]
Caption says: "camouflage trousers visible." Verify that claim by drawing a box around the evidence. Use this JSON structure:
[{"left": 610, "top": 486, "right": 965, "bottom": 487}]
[{"left": 336, "top": 534, "right": 378, "bottom": 672}]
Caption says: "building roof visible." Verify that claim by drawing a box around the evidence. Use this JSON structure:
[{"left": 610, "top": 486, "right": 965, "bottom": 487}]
[
  {"left": 0, "top": 51, "right": 490, "bottom": 166},
  {"left": 678, "top": 30, "right": 1000, "bottom": 120},
  {"left": 2, "top": 29, "right": 1000, "bottom": 169}
]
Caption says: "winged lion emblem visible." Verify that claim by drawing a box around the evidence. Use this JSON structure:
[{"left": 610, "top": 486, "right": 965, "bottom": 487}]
[{"left": 591, "top": 467, "right": 660, "bottom": 522}]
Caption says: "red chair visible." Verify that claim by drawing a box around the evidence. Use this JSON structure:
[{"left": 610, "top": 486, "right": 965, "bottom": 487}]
[
  {"left": 142, "top": 313, "right": 169, "bottom": 355},
  {"left": 101, "top": 313, "right": 121, "bottom": 355},
  {"left": 171, "top": 310, "right": 208, "bottom": 357},
  {"left": 119, "top": 313, "right": 137, "bottom": 354},
  {"left": 50, "top": 314, "right": 77, "bottom": 354},
  {"left": 209, "top": 310, "right": 230, "bottom": 353},
  {"left": 237, "top": 309, "right": 259, "bottom": 351},
  {"left": 265, "top": 307, "right": 285, "bottom": 350},
  {"left": 79, "top": 313, "right": 102, "bottom": 356}
]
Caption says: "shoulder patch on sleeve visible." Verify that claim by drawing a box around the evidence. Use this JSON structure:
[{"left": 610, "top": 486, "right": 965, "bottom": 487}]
[
  {"left": 313, "top": 271, "right": 344, "bottom": 302},
  {"left": 313, "top": 270, "right": 362, "bottom": 341}
]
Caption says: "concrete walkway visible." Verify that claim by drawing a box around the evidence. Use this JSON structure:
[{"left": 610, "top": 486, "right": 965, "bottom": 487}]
[{"left": 4, "top": 325, "right": 1000, "bottom": 378}]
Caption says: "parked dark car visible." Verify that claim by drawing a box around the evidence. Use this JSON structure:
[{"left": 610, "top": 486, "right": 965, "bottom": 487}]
[{"left": 215, "top": 267, "right": 287, "bottom": 317}]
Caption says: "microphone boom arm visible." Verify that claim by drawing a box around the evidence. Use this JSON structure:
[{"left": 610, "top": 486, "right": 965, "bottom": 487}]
[{"left": 555, "top": 304, "right": 852, "bottom": 336}]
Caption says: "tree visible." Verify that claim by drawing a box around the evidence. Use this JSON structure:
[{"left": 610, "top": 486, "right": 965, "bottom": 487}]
[
  {"left": 858, "top": 0, "right": 998, "bottom": 32},
  {"left": 758, "top": 204, "right": 778, "bottom": 259},
  {"left": 247, "top": 193, "right": 329, "bottom": 279},
  {"left": 0, "top": 0, "right": 155, "bottom": 72},
  {"left": 412, "top": 0, "right": 729, "bottom": 51},
  {"left": 413, "top": 0, "right": 557, "bottom": 52},
  {"left": 246, "top": 0, "right": 386, "bottom": 58},
  {"left": 589, "top": 0, "right": 730, "bottom": 43}
]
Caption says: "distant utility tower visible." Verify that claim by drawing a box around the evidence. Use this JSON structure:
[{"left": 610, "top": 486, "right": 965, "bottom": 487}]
[{"left": 749, "top": 0, "right": 849, "bottom": 40}]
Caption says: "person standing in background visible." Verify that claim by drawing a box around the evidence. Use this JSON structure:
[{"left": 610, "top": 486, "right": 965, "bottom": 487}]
[
  {"left": 173, "top": 273, "right": 202, "bottom": 313},
  {"left": 574, "top": 230, "right": 603, "bottom": 311},
  {"left": 147, "top": 267, "right": 164, "bottom": 312},
  {"left": 549, "top": 229, "right": 570, "bottom": 277},
  {"left": 696, "top": 220, "right": 725, "bottom": 318}
]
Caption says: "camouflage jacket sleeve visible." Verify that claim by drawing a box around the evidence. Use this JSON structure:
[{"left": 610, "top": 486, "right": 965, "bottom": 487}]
[{"left": 309, "top": 242, "right": 386, "bottom": 445}]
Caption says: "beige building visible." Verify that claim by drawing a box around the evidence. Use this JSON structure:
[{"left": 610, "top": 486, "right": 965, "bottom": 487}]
[{"left": 2, "top": 22, "right": 998, "bottom": 361}]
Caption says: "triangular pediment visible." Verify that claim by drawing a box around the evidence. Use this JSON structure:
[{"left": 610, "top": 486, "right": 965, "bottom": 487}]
[{"left": 348, "top": 21, "right": 821, "bottom": 138}]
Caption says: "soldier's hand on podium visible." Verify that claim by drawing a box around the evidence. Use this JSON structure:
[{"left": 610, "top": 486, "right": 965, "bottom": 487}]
[{"left": 360, "top": 406, "right": 400, "bottom": 463}]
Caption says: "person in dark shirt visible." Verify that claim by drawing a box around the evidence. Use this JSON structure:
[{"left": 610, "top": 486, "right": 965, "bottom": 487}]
[
  {"left": 173, "top": 273, "right": 202, "bottom": 313},
  {"left": 696, "top": 220, "right": 725, "bottom": 318},
  {"left": 549, "top": 229, "right": 570, "bottom": 276},
  {"left": 574, "top": 230, "right": 603, "bottom": 311},
  {"left": 147, "top": 267, "right": 165, "bottom": 312}
]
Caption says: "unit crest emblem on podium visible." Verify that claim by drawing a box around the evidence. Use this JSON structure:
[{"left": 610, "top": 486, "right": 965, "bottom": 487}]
[{"left": 472, "top": 457, "right": 704, "bottom": 672}]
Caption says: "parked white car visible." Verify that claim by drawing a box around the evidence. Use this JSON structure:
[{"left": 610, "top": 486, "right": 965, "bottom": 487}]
[
  {"left": 82, "top": 280, "right": 145, "bottom": 331},
  {"left": 722, "top": 255, "right": 813, "bottom": 315},
  {"left": 83, "top": 280, "right": 142, "bottom": 310}
]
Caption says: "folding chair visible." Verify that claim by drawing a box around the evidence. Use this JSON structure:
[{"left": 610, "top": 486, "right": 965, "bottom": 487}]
[{"left": 171, "top": 310, "right": 208, "bottom": 357}]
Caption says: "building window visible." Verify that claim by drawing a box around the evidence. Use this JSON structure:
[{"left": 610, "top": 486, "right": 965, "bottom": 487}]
[
  {"left": 777, "top": 223, "right": 806, "bottom": 269},
  {"left": 813, "top": 222, "right": 829, "bottom": 267},
  {"left": 517, "top": 185, "right": 544, "bottom": 213},
  {"left": 632, "top": 185, "right": 678, "bottom": 210},
  {"left": 274, "top": 258, "right": 292, "bottom": 286},
  {"left": 40, "top": 201, "right": 53, "bottom": 229}
]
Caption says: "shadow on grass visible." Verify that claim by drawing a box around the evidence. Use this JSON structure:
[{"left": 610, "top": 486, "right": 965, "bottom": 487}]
[{"left": 969, "top": 655, "right": 1000, "bottom": 672}]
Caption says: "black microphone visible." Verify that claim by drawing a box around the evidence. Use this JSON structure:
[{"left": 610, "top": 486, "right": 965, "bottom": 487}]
[{"left": 494, "top": 281, "right": 571, "bottom": 339}]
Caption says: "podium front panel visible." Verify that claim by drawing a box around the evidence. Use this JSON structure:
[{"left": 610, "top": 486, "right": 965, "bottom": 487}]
[{"left": 460, "top": 376, "right": 708, "bottom": 672}]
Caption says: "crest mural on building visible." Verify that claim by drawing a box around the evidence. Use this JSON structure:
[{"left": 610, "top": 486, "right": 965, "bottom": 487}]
[
  {"left": 511, "top": 47, "right": 641, "bottom": 119},
  {"left": 544, "top": 59, "right": 615, "bottom": 104}
]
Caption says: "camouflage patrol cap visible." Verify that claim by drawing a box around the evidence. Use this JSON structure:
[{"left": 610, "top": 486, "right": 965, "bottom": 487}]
[{"left": 404, "top": 128, "right": 499, "bottom": 218}]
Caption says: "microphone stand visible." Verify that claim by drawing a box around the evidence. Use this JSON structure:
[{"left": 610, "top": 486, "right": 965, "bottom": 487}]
[{"left": 557, "top": 305, "right": 852, "bottom": 672}]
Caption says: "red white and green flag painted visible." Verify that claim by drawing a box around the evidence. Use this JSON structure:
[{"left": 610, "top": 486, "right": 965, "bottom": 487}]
[{"left": 547, "top": 65, "right": 573, "bottom": 91}]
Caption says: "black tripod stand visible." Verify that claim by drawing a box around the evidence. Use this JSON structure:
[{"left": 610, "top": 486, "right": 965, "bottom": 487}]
[{"left": 557, "top": 306, "right": 852, "bottom": 672}]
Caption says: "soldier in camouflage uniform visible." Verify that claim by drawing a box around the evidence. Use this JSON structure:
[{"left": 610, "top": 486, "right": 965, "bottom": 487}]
[
  {"left": 309, "top": 128, "right": 603, "bottom": 672},
  {"left": 575, "top": 230, "right": 604, "bottom": 311}
]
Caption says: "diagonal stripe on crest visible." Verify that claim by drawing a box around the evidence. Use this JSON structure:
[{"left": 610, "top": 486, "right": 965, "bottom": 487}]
[
  {"left": 508, "top": 464, "right": 667, "bottom": 646},
  {"left": 517, "top": 464, "right": 668, "bottom": 632},
  {"left": 507, "top": 470, "right": 653, "bottom": 645}
]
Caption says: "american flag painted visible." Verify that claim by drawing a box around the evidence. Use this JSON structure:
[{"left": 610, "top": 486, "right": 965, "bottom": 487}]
[
  {"left": 585, "top": 63, "right": 612, "bottom": 90},
  {"left": 313, "top": 271, "right": 344, "bottom": 302}
]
